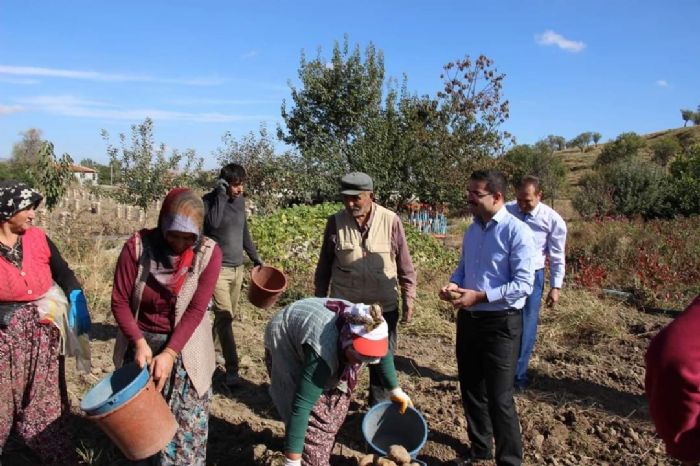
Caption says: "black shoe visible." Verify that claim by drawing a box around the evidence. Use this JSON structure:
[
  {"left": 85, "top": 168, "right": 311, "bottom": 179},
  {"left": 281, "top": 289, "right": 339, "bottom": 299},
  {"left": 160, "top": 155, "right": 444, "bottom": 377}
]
[
  {"left": 454, "top": 450, "right": 493, "bottom": 465},
  {"left": 225, "top": 372, "right": 241, "bottom": 388}
]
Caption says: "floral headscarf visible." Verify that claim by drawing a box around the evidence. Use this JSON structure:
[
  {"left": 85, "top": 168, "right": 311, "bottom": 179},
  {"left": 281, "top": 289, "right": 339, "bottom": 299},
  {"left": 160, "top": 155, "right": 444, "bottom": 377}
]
[
  {"left": 0, "top": 181, "right": 43, "bottom": 221},
  {"left": 325, "top": 300, "right": 388, "bottom": 390}
]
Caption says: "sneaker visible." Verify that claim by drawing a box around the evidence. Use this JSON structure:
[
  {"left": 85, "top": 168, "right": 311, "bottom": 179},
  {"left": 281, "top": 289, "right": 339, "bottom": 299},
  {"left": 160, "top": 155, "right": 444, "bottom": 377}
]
[{"left": 225, "top": 371, "right": 241, "bottom": 388}]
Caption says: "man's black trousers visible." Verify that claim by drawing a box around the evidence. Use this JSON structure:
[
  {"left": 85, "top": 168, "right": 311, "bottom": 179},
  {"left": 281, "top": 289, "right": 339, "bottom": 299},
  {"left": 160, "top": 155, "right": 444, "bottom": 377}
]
[{"left": 456, "top": 309, "right": 523, "bottom": 466}]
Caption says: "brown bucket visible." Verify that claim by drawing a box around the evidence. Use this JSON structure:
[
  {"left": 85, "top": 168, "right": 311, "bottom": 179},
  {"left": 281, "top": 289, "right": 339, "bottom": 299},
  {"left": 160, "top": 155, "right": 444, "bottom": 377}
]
[
  {"left": 248, "top": 265, "right": 288, "bottom": 309},
  {"left": 87, "top": 377, "right": 178, "bottom": 460}
]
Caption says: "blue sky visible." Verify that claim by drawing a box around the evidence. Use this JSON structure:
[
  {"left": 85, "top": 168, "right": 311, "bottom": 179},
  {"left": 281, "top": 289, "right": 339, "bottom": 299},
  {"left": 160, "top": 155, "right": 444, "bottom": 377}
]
[{"left": 1, "top": 0, "right": 698, "bottom": 167}]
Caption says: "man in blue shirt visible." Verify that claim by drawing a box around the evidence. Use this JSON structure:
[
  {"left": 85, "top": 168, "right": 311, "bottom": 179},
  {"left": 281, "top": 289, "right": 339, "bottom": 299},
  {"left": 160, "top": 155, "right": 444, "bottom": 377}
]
[
  {"left": 506, "top": 175, "right": 567, "bottom": 390},
  {"left": 440, "top": 170, "right": 535, "bottom": 466}
]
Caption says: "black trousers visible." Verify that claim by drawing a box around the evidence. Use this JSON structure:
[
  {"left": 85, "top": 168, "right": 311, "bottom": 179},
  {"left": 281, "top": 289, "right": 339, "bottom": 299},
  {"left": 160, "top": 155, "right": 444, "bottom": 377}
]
[
  {"left": 456, "top": 309, "right": 523, "bottom": 466},
  {"left": 368, "top": 309, "right": 399, "bottom": 405}
]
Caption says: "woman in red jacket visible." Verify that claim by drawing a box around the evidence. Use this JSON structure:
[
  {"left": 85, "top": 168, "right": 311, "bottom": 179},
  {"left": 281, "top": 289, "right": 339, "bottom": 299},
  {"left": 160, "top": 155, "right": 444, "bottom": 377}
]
[
  {"left": 0, "top": 181, "right": 89, "bottom": 465},
  {"left": 111, "top": 188, "right": 222, "bottom": 465},
  {"left": 645, "top": 294, "right": 700, "bottom": 465}
]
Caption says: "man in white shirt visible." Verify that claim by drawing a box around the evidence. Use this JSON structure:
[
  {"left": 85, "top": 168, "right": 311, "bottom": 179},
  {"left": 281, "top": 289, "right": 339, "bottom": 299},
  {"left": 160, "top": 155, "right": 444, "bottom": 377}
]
[{"left": 506, "top": 175, "right": 567, "bottom": 390}]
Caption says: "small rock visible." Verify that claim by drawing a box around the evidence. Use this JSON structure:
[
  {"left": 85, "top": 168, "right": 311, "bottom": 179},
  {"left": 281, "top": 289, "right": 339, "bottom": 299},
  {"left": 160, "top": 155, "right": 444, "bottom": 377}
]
[{"left": 534, "top": 434, "right": 545, "bottom": 450}]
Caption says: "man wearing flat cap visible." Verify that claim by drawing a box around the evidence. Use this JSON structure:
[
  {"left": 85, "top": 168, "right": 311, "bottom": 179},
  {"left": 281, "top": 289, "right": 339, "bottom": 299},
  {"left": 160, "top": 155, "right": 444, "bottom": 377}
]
[{"left": 314, "top": 172, "right": 417, "bottom": 405}]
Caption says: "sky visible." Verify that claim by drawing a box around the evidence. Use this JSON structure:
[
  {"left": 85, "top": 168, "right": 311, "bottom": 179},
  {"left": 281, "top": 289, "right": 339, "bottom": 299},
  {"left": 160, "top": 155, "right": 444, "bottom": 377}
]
[{"left": 1, "top": 0, "right": 699, "bottom": 167}]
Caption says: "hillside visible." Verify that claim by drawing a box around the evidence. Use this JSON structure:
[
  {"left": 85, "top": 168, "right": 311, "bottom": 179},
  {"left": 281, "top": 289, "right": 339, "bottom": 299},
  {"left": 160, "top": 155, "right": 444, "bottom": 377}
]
[{"left": 557, "top": 126, "right": 700, "bottom": 189}]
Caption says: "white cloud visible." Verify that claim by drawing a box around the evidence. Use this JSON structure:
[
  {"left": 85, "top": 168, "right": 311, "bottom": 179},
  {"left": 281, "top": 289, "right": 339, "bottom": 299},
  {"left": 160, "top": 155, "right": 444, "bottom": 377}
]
[
  {"left": 0, "top": 65, "right": 225, "bottom": 86},
  {"left": 16, "top": 94, "right": 272, "bottom": 123},
  {"left": 535, "top": 30, "right": 586, "bottom": 53},
  {"left": 655, "top": 79, "right": 669, "bottom": 87},
  {"left": 241, "top": 50, "right": 259, "bottom": 59},
  {"left": 0, "top": 76, "right": 40, "bottom": 85},
  {"left": 0, "top": 104, "right": 24, "bottom": 115},
  {"left": 165, "top": 97, "right": 278, "bottom": 106}
]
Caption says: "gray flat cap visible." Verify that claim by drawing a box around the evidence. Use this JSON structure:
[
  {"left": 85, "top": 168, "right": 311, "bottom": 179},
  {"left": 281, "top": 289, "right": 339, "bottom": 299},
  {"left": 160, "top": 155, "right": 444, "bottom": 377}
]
[{"left": 340, "top": 172, "right": 374, "bottom": 195}]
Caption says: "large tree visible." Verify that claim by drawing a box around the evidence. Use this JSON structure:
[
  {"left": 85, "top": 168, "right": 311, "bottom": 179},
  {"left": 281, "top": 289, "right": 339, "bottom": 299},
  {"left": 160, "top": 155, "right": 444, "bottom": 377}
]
[
  {"left": 215, "top": 125, "right": 312, "bottom": 213},
  {"left": 681, "top": 109, "right": 694, "bottom": 127},
  {"left": 279, "top": 39, "right": 513, "bottom": 206},
  {"left": 11, "top": 128, "right": 44, "bottom": 167},
  {"left": 501, "top": 141, "right": 567, "bottom": 202},
  {"left": 31, "top": 142, "right": 73, "bottom": 210},
  {"left": 102, "top": 118, "right": 202, "bottom": 210},
  {"left": 278, "top": 35, "right": 384, "bottom": 187}
]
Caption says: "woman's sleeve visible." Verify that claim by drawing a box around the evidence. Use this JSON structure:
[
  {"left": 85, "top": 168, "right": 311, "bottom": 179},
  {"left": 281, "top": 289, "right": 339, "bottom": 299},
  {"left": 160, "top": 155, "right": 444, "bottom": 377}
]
[
  {"left": 111, "top": 236, "right": 143, "bottom": 343},
  {"left": 375, "top": 349, "right": 399, "bottom": 390},
  {"left": 285, "top": 344, "right": 332, "bottom": 454},
  {"left": 167, "top": 244, "right": 223, "bottom": 353},
  {"left": 46, "top": 235, "right": 82, "bottom": 295}
]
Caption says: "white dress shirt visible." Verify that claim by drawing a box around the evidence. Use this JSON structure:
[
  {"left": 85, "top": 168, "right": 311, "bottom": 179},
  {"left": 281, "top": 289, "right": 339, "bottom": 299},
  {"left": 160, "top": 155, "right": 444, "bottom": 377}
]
[{"left": 505, "top": 200, "right": 567, "bottom": 288}]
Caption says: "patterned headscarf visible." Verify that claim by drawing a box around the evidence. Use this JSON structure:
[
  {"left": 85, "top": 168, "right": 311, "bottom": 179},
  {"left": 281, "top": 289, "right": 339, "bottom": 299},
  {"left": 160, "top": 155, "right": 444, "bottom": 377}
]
[
  {"left": 0, "top": 181, "right": 43, "bottom": 221},
  {"left": 147, "top": 188, "right": 205, "bottom": 295},
  {"left": 325, "top": 300, "right": 388, "bottom": 390}
]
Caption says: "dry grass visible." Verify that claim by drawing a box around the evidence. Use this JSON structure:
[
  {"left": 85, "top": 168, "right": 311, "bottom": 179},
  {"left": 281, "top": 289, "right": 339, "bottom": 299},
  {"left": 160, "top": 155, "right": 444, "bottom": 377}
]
[{"left": 539, "top": 288, "right": 631, "bottom": 349}]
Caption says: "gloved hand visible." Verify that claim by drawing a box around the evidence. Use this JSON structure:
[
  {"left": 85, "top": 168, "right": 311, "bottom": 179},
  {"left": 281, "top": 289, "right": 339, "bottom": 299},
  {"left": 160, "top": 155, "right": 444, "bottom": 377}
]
[
  {"left": 390, "top": 387, "right": 414, "bottom": 414},
  {"left": 68, "top": 289, "right": 91, "bottom": 335},
  {"left": 253, "top": 258, "right": 264, "bottom": 268},
  {"left": 283, "top": 457, "right": 301, "bottom": 466}
]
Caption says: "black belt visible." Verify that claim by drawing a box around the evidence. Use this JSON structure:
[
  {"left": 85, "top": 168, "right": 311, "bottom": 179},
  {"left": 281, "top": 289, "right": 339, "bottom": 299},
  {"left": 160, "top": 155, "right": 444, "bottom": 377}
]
[{"left": 461, "top": 308, "right": 520, "bottom": 318}]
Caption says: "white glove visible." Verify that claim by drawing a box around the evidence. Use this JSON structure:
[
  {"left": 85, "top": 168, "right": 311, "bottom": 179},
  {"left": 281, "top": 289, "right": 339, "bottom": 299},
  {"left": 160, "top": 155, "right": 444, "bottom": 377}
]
[
  {"left": 283, "top": 457, "right": 301, "bottom": 466},
  {"left": 389, "top": 387, "right": 414, "bottom": 414}
]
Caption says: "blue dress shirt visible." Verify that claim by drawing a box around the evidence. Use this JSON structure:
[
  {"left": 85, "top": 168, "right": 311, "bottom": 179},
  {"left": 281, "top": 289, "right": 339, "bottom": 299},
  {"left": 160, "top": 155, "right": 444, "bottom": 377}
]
[
  {"left": 505, "top": 200, "right": 567, "bottom": 289},
  {"left": 450, "top": 206, "right": 536, "bottom": 311}
]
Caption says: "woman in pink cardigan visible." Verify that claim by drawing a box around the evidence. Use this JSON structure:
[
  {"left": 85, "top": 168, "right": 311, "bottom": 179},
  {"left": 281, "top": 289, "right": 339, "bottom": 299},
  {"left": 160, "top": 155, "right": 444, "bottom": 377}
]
[
  {"left": 0, "top": 181, "right": 89, "bottom": 465},
  {"left": 111, "top": 188, "right": 222, "bottom": 465}
]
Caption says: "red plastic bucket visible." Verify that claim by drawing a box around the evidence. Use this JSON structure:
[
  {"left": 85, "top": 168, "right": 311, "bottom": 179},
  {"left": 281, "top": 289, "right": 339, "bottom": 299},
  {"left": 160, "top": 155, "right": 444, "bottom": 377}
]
[
  {"left": 81, "top": 363, "right": 178, "bottom": 460},
  {"left": 248, "top": 265, "right": 287, "bottom": 309}
]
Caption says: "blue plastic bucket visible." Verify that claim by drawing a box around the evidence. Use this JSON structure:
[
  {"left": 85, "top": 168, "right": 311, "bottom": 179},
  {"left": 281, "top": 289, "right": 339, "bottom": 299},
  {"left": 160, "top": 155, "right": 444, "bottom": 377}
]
[
  {"left": 80, "top": 362, "right": 150, "bottom": 416},
  {"left": 362, "top": 401, "right": 428, "bottom": 459}
]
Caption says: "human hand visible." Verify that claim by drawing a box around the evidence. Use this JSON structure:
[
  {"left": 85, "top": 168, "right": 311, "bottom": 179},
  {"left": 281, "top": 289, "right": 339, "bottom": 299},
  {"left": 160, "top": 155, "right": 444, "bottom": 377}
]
[
  {"left": 401, "top": 302, "right": 414, "bottom": 324},
  {"left": 452, "top": 289, "right": 487, "bottom": 309},
  {"left": 438, "top": 283, "right": 459, "bottom": 301},
  {"left": 215, "top": 178, "right": 229, "bottom": 193},
  {"left": 253, "top": 259, "right": 264, "bottom": 268},
  {"left": 151, "top": 349, "right": 176, "bottom": 392},
  {"left": 389, "top": 387, "right": 414, "bottom": 414},
  {"left": 133, "top": 338, "right": 153, "bottom": 369},
  {"left": 546, "top": 288, "right": 560, "bottom": 308}
]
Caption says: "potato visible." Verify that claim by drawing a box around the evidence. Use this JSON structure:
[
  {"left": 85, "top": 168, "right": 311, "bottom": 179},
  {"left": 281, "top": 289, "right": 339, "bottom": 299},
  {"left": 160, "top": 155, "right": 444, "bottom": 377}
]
[
  {"left": 440, "top": 290, "right": 462, "bottom": 301},
  {"left": 375, "top": 458, "right": 397, "bottom": 466},
  {"left": 358, "top": 453, "right": 377, "bottom": 466},
  {"left": 387, "top": 445, "right": 411, "bottom": 464}
]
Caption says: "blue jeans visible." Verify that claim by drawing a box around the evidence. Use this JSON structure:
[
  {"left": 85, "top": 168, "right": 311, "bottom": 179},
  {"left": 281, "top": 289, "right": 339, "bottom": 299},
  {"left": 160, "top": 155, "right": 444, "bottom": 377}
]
[{"left": 514, "top": 268, "right": 545, "bottom": 388}]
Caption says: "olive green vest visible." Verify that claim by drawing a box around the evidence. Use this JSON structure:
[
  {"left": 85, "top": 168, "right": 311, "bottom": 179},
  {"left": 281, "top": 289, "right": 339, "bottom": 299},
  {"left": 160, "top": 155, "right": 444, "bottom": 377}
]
[{"left": 329, "top": 204, "right": 398, "bottom": 310}]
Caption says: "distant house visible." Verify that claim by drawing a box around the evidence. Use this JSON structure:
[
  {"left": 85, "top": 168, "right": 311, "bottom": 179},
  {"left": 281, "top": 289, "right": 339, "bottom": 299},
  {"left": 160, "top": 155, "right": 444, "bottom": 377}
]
[{"left": 70, "top": 164, "right": 98, "bottom": 185}]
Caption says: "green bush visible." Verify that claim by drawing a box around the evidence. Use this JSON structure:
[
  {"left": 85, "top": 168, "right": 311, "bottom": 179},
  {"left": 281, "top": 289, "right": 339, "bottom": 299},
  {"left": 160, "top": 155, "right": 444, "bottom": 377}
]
[
  {"left": 574, "top": 161, "right": 671, "bottom": 219},
  {"left": 651, "top": 137, "right": 681, "bottom": 166},
  {"left": 595, "top": 132, "right": 645, "bottom": 167},
  {"left": 668, "top": 144, "right": 700, "bottom": 216},
  {"left": 249, "top": 203, "right": 459, "bottom": 299}
]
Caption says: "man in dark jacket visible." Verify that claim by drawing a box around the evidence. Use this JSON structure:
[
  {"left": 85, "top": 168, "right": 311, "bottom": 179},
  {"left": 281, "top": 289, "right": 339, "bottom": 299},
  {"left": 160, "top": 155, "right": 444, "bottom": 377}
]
[{"left": 203, "top": 163, "right": 262, "bottom": 387}]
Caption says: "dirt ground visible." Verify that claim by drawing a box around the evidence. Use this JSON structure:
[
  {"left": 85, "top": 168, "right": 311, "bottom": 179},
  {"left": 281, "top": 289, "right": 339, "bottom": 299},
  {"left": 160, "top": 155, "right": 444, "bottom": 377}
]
[{"left": 4, "top": 296, "right": 682, "bottom": 466}]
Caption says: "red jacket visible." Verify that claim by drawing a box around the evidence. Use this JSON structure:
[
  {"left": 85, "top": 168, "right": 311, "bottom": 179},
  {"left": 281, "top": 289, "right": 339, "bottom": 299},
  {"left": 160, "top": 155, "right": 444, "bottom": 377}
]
[
  {"left": 0, "top": 227, "right": 53, "bottom": 302},
  {"left": 645, "top": 294, "right": 700, "bottom": 462}
]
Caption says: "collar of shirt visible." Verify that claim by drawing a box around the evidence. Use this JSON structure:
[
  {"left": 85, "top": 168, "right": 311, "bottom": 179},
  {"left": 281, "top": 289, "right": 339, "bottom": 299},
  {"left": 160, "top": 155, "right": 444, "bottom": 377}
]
[{"left": 473, "top": 205, "right": 508, "bottom": 229}]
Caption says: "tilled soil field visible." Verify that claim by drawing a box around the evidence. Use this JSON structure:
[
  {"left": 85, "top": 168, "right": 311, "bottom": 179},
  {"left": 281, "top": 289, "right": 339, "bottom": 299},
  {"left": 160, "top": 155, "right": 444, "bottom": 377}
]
[{"left": 4, "top": 294, "right": 682, "bottom": 465}]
